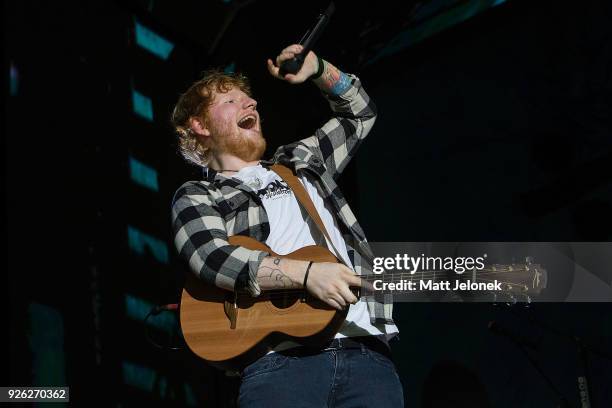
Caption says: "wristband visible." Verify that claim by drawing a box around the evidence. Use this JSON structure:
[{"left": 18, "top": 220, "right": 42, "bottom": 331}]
[
  {"left": 310, "top": 56, "right": 325, "bottom": 80},
  {"left": 301, "top": 261, "right": 314, "bottom": 302}
]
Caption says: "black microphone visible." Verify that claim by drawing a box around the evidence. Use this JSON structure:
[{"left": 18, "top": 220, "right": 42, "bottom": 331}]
[
  {"left": 279, "top": 2, "right": 335, "bottom": 76},
  {"left": 488, "top": 320, "right": 540, "bottom": 350}
]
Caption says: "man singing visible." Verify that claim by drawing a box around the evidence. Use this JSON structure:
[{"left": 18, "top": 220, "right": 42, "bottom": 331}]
[{"left": 171, "top": 44, "right": 403, "bottom": 407}]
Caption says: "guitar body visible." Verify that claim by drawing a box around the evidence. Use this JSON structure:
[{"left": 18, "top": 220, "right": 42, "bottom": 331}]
[{"left": 180, "top": 235, "right": 346, "bottom": 369}]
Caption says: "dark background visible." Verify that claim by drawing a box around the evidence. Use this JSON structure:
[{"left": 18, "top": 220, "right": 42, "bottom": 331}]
[{"left": 5, "top": 0, "right": 612, "bottom": 406}]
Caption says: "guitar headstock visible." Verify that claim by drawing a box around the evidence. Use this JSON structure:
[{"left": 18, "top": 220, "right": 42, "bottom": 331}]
[{"left": 480, "top": 257, "right": 548, "bottom": 303}]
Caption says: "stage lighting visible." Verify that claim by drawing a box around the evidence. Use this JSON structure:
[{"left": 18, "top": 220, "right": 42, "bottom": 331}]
[
  {"left": 129, "top": 156, "right": 159, "bottom": 192},
  {"left": 134, "top": 19, "right": 175, "bottom": 60},
  {"left": 127, "top": 225, "right": 169, "bottom": 264},
  {"left": 131, "top": 88, "right": 154, "bottom": 122}
]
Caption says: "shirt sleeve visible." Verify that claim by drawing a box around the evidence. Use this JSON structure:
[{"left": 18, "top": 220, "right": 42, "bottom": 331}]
[
  {"left": 171, "top": 182, "right": 268, "bottom": 296},
  {"left": 301, "top": 74, "right": 378, "bottom": 180}
]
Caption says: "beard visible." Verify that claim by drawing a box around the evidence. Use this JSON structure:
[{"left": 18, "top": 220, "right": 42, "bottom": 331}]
[{"left": 207, "top": 121, "right": 266, "bottom": 162}]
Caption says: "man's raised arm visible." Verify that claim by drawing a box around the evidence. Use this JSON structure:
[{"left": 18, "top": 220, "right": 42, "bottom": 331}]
[{"left": 268, "top": 45, "right": 377, "bottom": 180}]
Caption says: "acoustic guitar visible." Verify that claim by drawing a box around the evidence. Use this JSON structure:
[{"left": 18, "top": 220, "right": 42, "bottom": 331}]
[
  {"left": 180, "top": 235, "right": 347, "bottom": 369},
  {"left": 180, "top": 236, "right": 547, "bottom": 369}
]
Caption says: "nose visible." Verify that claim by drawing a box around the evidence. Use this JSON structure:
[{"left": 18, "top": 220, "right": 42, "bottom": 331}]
[{"left": 244, "top": 97, "right": 257, "bottom": 110}]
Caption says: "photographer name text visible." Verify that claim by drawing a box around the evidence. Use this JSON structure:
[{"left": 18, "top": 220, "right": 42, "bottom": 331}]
[{"left": 372, "top": 279, "right": 502, "bottom": 291}]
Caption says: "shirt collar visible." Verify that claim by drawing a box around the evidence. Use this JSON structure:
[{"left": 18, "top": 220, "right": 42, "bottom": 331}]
[{"left": 202, "top": 158, "right": 275, "bottom": 183}]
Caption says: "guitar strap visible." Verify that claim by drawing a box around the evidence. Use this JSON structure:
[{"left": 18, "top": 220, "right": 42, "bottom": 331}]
[{"left": 270, "top": 163, "right": 344, "bottom": 264}]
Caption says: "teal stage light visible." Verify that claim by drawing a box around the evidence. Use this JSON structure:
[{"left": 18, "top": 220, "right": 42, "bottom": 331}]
[
  {"left": 28, "top": 303, "right": 66, "bottom": 387},
  {"left": 224, "top": 62, "right": 236, "bottom": 74},
  {"left": 127, "top": 225, "right": 169, "bottom": 264},
  {"left": 124, "top": 295, "right": 175, "bottom": 332},
  {"left": 367, "top": 0, "right": 509, "bottom": 66},
  {"left": 129, "top": 156, "right": 159, "bottom": 192},
  {"left": 131, "top": 88, "right": 154, "bottom": 122},
  {"left": 134, "top": 19, "right": 175, "bottom": 60}
]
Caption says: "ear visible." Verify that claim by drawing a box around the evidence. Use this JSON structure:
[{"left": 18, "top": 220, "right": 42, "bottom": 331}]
[{"left": 188, "top": 116, "right": 210, "bottom": 137}]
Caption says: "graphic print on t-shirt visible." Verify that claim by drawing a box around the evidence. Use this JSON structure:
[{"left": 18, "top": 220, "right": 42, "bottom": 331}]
[{"left": 257, "top": 179, "right": 292, "bottom": 200}]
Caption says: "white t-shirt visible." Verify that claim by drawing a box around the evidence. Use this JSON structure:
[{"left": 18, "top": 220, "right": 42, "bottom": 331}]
[{"left": 232, "top": 164, "right": 398, "bottom": 340}]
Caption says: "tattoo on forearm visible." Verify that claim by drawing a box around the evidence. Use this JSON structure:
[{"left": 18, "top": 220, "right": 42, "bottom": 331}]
[
  {"left": 257, "top": 266, "right": 300, "bottom": 289},
  {"left": 320, "top": 61, "right": 351, "bottom": 95}
]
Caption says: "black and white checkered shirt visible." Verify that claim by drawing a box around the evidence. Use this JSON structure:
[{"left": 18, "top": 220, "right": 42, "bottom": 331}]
[{"left": 171, "top": 75, "right": 393, "bottom": 324}]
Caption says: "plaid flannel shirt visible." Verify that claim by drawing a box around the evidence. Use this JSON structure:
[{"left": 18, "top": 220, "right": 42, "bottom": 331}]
[{"left": 171, "top": 74, "right": 393, "bottom": 324}]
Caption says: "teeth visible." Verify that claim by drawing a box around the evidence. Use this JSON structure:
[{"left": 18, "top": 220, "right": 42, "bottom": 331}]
[{"left": 238, "top": 115, "right": 255, "bottom": 124}]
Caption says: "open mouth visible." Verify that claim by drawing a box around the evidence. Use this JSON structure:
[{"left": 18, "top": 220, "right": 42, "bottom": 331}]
[{"left": 237, "top": 114, "right": 257, "bottom": 130}]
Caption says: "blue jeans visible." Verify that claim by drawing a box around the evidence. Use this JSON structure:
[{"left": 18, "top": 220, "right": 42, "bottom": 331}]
[{"left": 238, "top": 337, "right": 404, "bottom": 407}]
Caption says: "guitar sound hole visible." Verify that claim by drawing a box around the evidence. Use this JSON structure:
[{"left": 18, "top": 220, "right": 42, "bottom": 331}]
[{"left": 270, "top": 293, "right": 299, "bottom": 309}]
